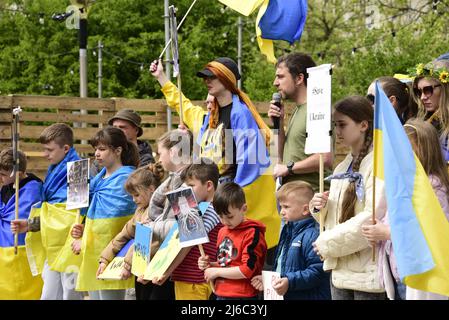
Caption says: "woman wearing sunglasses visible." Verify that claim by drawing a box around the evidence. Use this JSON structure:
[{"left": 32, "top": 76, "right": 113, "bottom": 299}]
[
  {"left": 410, "top": 59, "right": 449, "bottom": 164},
  {"left": 366, "top": 76, "right": 418, "bottom": 124}
]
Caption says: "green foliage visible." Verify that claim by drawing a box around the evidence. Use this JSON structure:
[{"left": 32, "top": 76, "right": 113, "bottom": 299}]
[{"left": 1, "top": 0, "right": 449, "bottom": 104}]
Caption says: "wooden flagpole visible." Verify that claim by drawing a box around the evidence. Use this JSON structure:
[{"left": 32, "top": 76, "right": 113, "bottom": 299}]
[
  {"left": 12, "top": 106, "right": 22, "bottom": 255},
  {"left": 319, "top": 154, "right": 324, "bottom": 234}
]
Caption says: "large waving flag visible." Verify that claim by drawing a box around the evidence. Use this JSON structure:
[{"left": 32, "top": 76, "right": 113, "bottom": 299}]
[
  {"left": 374, "top": 82, "right": 449, "bottom": 296},
  {"left": 256, "top": 0, "right": 308, "bottom": 63},
  {"left": 218, "top": 0, "right": 264, "bottom": 16}
]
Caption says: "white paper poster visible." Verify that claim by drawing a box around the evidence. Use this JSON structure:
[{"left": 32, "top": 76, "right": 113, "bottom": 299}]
[
  {"left": 305, "top": 64, "right": 332, "bottom": 154},
  {"left": 262, "top": 271, "right": 284, "bottom": 300},
  {"left": 66, "top": 158, "right": 89, "bottom": 210}
]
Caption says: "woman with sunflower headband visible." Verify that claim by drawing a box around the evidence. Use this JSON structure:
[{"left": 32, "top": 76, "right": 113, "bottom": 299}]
[
  {"left": 150, "top": 58, "right": 281, "bottom": 251},
  {"left": 409, "top": 59, "right": 449, "bottom": 165}
]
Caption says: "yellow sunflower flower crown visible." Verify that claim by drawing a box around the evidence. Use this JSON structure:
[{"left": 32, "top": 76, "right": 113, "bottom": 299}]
[{"left": 408, "top": 62, "right": 449, "bottom": 84}]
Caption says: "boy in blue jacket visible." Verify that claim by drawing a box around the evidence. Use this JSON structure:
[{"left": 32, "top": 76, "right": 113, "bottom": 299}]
[{"left": 252, "top": 181, "right": 331, "bottom": 300}]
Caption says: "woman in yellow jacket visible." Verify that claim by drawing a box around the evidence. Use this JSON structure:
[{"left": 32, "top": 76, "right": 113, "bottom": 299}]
[{"left": 150, "top": 58, "right": 281, "bottom": 249}]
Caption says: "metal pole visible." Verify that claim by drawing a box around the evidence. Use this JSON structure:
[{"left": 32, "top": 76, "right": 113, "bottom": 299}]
[
  {"left": 237, "top": 16, "right": 242, "bottom": 90},
  {"left": 79, "top": 17, "right": 88, "bottom": 144},
  {"left": 98, "top": 40, "right": 103, "bottom": 128},
  {"left": 79, "top": 18, "right": 88, "bottom": 99},
  {"left": 98, "top": 40, "right": 102, "bottom": 99},
  {"left": 164, "top": 0, "right": 172, "bottom": 131}
]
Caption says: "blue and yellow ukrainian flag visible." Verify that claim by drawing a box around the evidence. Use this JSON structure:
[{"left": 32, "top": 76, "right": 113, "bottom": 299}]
[
  {"left": 218, "top": 0, "right": 264, "bottom": 16},
  {"left": 0, "top": 179, "right": 43, "bottom": 299},
  {"left": 25, "top": 147, "right": 81, "bottom": 275},
  {"left": 374, "top": 82, "right": 449, "bottom": 296},
  {"left": 76, "top": 166, "right": 136, "bottom": 291},
  {"left": 199, "top": 95, "right": 280, "bottom": 248},
  {"left": 256, "top": 0, "right": 308, "bottom": 63}
]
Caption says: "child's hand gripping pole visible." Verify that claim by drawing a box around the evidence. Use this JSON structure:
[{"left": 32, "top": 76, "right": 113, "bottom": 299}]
[
  {"left": 198, "top": 244, "right": 215, "bottom": 293},
  {"left": 12, "top": 106, "right": 22, "bottom": 255}
]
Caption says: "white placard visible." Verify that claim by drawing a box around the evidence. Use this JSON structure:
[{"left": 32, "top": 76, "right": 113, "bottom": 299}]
[
  {"left": 66, "top": 158, "right": 90, "bottom": 210},
  {"left": 262, "top": 271, "right": 284, "bottom": 300},
  {"left": 305, "top": 64, "right": 332, "bottom": 154}
]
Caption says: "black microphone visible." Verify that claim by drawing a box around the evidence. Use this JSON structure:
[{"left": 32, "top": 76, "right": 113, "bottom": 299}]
[{"left": 272, "top": 92, "right": 282, "bottom": 130}]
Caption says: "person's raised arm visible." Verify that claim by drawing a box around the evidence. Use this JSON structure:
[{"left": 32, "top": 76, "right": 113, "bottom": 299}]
[
  {"left": 150, "top": 59, "right": 169, "bottom": 87},
  {"left": 149, "top": 59, "right": 206, "bottom": 133}
]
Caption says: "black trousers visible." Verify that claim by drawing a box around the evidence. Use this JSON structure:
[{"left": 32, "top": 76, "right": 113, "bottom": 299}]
[{"left": 135, "top": 278, "right": 175, "bottom": 300}]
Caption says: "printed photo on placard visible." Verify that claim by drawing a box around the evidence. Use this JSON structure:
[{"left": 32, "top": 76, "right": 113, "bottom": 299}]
[
  {"left": 166, "top": 187, "right": 209, "bottom": 248},
  {"left": 66, "top": 158, "right": 90, "bottom": 210}
]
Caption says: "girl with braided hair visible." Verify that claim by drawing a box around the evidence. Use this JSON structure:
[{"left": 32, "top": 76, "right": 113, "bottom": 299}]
[{"left": 310, "top": 96, "right": 387, "bottom": 300}]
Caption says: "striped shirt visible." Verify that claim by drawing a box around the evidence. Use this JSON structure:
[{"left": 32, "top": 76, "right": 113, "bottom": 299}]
[{"left": 171, "top": 203, "right": 222, "bottom": 283}]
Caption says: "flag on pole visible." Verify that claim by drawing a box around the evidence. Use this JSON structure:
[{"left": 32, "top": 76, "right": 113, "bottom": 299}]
[
  {"left": 373, "top": 82, "right": 449, "bottom": 296},
  {"left": 169, "top": 5, "right": 180, "bottom": 78},
  {"left": 256, "top": 0, "right": 308, "bottom": 63},
  {"left": 218, "top": 0, "right": 264, "bottom": 16}
]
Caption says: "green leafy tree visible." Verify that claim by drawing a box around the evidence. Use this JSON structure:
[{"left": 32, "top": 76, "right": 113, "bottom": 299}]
[{"left": 1, "top": 0, "right": 449, "bottom": 103}]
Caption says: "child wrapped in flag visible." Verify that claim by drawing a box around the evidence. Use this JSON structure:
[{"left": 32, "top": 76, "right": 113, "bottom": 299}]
[
  {"left": 2, "top": 148, "right": 43, "bottom": 299},
  {"left": 11, "top": 123, "right": 84, "bottom": 300},
  {"left": 71, "top": 127, "right": 139, "bottom": 300}
]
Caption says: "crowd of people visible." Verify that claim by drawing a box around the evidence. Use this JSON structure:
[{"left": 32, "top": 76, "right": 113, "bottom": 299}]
[{"left": 1, "top": 52, "right": 449, "bottom": 300}]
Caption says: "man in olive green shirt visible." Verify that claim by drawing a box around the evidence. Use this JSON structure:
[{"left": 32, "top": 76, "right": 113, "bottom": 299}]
[{"left": 268, "top": 53, "right": 333, "bottom": 191}]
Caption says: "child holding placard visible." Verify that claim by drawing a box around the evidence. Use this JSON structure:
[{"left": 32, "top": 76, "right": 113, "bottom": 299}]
[
  {"left": 97, "top": 163, "right": 164, "bottom": 300},
  {"left": 151, "top": 159, "right": 222, "bottom": 300},
  {"left": 70, "top": 127, "right": 139, "bottom": 300}
]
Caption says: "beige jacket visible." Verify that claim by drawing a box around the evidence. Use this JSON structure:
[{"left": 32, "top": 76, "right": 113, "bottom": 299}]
[
  {"left": 100, "top": 208, "right": 152, "bottom": 267},
  {"left": 311, "top": 151, "right": 387, "bottom": 293}
]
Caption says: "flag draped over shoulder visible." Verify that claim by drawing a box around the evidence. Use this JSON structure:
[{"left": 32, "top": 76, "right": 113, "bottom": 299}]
[
  {"left": 40, "top": 203, "right": 82, "bottom": 273},
  {"left": 218, "top": 0, "right": 264, "bottom": 16},
  {"left": 0, "top": 179, "right": 43, "bottom": 299},
  {"left": 373, "top": 82, "right": 449, "bottom": 296},
  {"left": 42, "top": 147, "right": 80, "bottom": 204},
  {"left": 25, "top": 202, "right": 81, "bottom": 276},
  {"left": 256, "top": 0, "right": 308, "bottom": 63},
  {"left": 76, "top": 166, "right": 136, "bottom": 291},
  {"left": 199, "top": 95, "right": 280, "bottom": 248},
  {"left": 25, "top": 148, "right": 82, "bottom": 276}
]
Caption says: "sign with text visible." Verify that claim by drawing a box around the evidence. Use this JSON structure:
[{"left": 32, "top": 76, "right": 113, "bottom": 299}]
[
  {"left": 305, "top": 64, "right": 332, "bottom": 154},
  {"left": 262, "top": 271, "right": 284, "bottom": 300},
  {"left": 98, "top": 239, "right": 134, "bottom": 280},
  {"left": 131, "top": 222, "right": 153, "bottom": 277}
]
